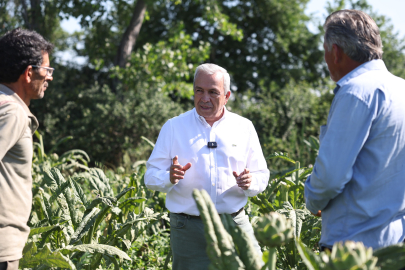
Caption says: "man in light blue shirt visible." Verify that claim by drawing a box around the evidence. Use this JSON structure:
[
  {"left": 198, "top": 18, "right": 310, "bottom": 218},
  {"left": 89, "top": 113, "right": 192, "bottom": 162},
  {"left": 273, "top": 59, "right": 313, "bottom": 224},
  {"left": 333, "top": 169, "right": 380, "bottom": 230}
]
[{"left": 305, "top": 9, "right": 405, "bottom": 250}]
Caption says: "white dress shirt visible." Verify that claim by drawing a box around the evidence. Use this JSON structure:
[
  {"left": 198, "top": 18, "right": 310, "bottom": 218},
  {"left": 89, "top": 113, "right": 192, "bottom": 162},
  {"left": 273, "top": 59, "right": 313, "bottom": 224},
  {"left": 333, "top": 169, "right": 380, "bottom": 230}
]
[{"left": 145, "top": 107, "right": 270, "bottom": 215}]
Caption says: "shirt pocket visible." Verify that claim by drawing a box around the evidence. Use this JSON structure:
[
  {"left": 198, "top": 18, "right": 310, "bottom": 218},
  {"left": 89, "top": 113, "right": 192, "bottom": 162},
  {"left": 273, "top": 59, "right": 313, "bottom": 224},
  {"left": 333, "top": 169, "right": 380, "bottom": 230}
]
[
  {"left": 227, "top": 141, "right": 247, "bottom": 165},
  {"left": 218, "top": 168, "right": 236, "bottom": 192},
  {"left": 319, "top": 125, "right": 327, "bottom": 144}
]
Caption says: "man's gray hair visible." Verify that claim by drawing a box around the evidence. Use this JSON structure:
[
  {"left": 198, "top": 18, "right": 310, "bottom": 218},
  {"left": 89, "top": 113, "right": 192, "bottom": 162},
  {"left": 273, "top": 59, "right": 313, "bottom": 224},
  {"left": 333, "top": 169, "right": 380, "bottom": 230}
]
[
  {"left": 194, "top": 63, "right": 230, "bottom": 95},
  {"left": 324, "top": 9, "right": 383, "bottom": 63}
]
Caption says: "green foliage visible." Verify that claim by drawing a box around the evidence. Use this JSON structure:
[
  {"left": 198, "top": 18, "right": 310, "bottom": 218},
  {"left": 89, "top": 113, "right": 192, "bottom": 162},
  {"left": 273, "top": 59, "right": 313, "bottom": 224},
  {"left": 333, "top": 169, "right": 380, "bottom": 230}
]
[
  {"left": 26, "top": 150, "right": 168, "bottom": 269},
  {"left": 110, "top": 24, "right": 211, "bottom": 99},
  {"left": 5, "top": 0, "right": 405, "bottom": 268},
  {"left": 31, "top": 81, "right": 184, "bottom": 165},
  {"left": 140, "top": 0, "right": 326, "bottom": 95},
  {"left": 32, "top": 131, "right": 90, "bottom": 185},
  {"left": 192, "top": 189, "right": 261, "bottom": 269},
  {"left": 240, "top": 81, "right": 332, "bottom": 167},
  {"left": 20, "top": 242, "right": 75, "bottom": 269},
  {"left": 297, "top": 240, "right": 379, "bottom": 270},
  {"left": 254, "top": 212, "right": 294, "bottom": 270},
  {"left": 373, "top": 243, "right": 405, "bottom": 270},
  {"left": 254, "top": 212, "right": 294, "bottom": 248},
  {"left": 0, "top": 1, "right": 19, "bottom": 34},
  {"left": 26, "top": 135, "right": 405, "bottom": 270},
  {"left": 251, "top": 152, "right": 321, "bottom": 269},
  {"left": 221, "top": 214, "right": 262, "bottom": 270}
]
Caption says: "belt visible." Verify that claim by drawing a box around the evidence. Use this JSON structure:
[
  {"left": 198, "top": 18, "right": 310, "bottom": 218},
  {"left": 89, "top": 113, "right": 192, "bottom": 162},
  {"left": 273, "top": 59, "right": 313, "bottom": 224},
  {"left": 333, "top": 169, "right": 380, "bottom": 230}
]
[{"left": 176, "top": 207, "right": 244, "bottom": 219}]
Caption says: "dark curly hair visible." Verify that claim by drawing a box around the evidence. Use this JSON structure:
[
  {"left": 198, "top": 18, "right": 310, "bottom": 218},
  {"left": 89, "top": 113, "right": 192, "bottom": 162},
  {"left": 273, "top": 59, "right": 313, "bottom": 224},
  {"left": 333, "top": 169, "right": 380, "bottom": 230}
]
[{"left": 0, "top": 28, "right": 54, "bottom": 83}]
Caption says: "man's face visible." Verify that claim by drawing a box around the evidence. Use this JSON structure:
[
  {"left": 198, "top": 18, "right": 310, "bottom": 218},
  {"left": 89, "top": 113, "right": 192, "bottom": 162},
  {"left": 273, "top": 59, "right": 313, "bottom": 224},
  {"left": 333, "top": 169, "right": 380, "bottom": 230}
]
[
  {"left": 194, "top": 71, "right": 230, "bottom": 123},
  {"left": 29, "top": 52, "right": 53, "bottom": 100},
  {"left": 323, "top": 41, "right": 338, "bottom": 82}
]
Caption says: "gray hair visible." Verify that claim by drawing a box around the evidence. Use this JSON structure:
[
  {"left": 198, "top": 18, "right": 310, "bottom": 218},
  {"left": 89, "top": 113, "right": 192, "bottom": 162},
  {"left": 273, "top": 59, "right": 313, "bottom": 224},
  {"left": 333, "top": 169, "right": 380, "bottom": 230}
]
[
  {"left": 193, "top": 63, "right": 230, "bottom": 95},
  {"left": 324, "top": 9, "right": 383, "bottom": 63}
]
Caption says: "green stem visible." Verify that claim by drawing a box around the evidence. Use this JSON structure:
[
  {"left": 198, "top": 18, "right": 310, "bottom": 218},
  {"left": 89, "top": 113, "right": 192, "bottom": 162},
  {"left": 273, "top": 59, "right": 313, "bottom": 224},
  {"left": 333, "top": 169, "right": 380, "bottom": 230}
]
[
  {"left": 280, "top": 184, "right": 289, "bottom": 203},
  {"left": 163, "top": 248, "right": 172, "bottom": 270},
  {"left": 290, "top": 239, "right": 296, "bottom": 268},
  {"left": 267, "top": 247, "right": 277, "bottom": 270},
  {"left": 293, "top": 161, "right": 300, "bottom": 208}
]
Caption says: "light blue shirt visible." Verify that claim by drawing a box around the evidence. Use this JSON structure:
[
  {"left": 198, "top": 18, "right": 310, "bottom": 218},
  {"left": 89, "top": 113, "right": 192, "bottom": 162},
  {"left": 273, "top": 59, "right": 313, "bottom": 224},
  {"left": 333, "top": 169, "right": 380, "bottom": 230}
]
[{"left": 305, "top": 59, "right": 405, "bottom": 250}]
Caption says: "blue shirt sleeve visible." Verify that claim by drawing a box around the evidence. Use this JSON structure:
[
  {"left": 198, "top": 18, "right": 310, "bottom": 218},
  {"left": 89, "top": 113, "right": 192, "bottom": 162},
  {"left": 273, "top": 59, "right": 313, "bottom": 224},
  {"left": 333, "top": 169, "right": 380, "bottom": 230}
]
[{"left": 305, "top": 91, "right": 376, "bottom": 214}]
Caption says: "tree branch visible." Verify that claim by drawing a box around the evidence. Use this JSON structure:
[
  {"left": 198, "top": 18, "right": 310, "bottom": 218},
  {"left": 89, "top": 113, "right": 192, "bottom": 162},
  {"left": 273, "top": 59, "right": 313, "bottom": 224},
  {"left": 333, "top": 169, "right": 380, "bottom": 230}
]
[
  {"left": 20, "top": 0, "right": 30, "bottom": 29},
  {"left": 114, "top": 0, "right": 147, "bottom": 67},
  {"left": 29, "top": 0, "right": 41, "bottom": 31}
]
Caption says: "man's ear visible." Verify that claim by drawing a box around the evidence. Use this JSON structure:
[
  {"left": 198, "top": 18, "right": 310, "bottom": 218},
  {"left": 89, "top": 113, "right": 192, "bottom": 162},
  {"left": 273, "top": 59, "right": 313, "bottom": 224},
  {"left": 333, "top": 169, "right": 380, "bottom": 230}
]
[
  {"left": 332, "top": 44, "right": 343, "bottom": 64},
  {"left": 225, "top": 90, "right": 231, "bottom": 100},
  {"left": 22, "top": 66, "right": 34, "bottom": 83},
  {"left": 224, "top": 90, "right": 231, "bottom": 104}
]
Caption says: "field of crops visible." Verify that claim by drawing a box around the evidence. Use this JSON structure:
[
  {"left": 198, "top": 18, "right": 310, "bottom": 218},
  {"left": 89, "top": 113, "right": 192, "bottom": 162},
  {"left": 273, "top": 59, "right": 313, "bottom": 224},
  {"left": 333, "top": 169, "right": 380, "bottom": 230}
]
[{"left": 22, "top": 132, "right": 405, "bottom": 270}]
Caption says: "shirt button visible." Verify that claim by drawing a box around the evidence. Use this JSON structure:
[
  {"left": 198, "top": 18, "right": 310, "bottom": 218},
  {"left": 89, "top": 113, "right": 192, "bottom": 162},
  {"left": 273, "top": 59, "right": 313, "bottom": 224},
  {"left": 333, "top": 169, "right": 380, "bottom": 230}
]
[{"left": 212, "top": 183, "right": 215, "bottom": 186}]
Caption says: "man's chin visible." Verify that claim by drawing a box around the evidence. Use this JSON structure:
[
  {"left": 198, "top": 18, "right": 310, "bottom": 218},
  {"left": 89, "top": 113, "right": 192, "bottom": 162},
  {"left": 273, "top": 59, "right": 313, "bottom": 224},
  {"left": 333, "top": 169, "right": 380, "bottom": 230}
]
[
  {"left": 35, "top": 92, "right": 45, "bottom": 99},
  {"left": 196, "top": 108, "right": 212, "bottom": 116}
]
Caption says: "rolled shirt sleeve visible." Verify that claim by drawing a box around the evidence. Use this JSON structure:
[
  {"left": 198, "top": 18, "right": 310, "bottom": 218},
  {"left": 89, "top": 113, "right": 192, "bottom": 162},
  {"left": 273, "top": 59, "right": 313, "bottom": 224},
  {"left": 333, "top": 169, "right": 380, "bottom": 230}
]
[
  {"left": 305, "top": 92, "right": 375, "bottom": 214},
  {"left": 145, "top": 120, "right": 176, "bottom": 193},
  {"left": 244, "top": 122, "right": 270, "bottom": 197}
]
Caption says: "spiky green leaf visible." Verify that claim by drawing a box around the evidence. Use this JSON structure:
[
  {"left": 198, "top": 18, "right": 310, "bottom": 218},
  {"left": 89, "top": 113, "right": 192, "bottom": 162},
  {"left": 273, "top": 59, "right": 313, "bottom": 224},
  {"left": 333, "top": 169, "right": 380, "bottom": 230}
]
[
  {"left": 29, "top": 225, "right": 60, "bottom": 237},
  {"left": 20, "top": 244, "right": 74, "bottom": 269},
  {"left": 59, "top": 244, "right": 131, "bottom": 261}
]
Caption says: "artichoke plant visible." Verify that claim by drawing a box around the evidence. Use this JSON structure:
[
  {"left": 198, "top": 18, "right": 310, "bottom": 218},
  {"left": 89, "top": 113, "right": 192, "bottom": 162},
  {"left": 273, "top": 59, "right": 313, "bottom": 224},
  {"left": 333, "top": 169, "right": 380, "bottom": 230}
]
[
  {"left": 323, "top": 241, "right": 378, "bottom": 270},
  {"left": 192, "top": 189, "right": 262, "bottom": 270},
  {"left": 253, "top": 212, "right": 294, "bottom": 270},
  {"left": 297, "top": 240, "right": 380, "bottom": 270}
]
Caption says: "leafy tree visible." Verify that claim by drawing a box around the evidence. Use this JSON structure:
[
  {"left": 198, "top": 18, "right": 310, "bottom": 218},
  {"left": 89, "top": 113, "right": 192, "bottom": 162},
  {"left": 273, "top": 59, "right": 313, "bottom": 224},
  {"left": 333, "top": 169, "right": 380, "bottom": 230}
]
[
  {"left": 3, "top": 0, "right": 405, "bottom": 166},
  {"left": 138, "top": 0, "right": 326, "bottom": 96}
]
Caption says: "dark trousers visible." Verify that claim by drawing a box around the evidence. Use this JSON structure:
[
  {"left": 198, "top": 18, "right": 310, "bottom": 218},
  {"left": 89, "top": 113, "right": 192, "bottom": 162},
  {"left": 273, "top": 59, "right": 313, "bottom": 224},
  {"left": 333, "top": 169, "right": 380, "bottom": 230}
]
[
  {"left": 170, "top": 210, "right": 262, "bottom": 270},
  {"left": 0, "top": 260, "right": 19, "bottom": 270}
]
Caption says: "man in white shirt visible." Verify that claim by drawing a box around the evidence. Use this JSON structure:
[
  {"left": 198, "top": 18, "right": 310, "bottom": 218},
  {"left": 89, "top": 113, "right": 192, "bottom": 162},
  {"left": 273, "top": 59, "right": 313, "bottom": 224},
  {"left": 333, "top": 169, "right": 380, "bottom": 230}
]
[{"left": 145, "top": 63, "right": 270, "bottom": 269}]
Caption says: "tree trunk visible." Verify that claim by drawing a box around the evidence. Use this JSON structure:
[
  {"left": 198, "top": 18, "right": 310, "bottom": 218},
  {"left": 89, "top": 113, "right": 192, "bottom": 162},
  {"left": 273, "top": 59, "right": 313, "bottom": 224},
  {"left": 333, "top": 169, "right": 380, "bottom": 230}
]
[
  {"left": 114, "top": 0, "right": 146, "bottom": 67},
  {"left": 29, "top": 0, "right": 42, "bottom": 31},
  {"left": 20, "top": 0, "right": 30, "bottom": 28}
]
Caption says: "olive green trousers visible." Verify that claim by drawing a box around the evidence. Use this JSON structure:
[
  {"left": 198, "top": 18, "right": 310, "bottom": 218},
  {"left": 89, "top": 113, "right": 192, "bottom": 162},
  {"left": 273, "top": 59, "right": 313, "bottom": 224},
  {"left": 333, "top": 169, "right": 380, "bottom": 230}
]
[{"left": 170, "top": 210, "right": 262, "bottom": 270}]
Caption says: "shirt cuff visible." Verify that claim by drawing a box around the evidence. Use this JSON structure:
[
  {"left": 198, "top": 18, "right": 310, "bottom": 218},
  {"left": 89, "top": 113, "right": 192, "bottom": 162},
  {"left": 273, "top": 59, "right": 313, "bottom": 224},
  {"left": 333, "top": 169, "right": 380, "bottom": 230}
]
[
  {"left": 242, "top": 176, "right": 260, "bottom": 197},
  {"left": 304, "top": 175, "right": 324, "bottom": 214},
  {"left": 162, "top": 171, "right": 177, "bottom": 193}
]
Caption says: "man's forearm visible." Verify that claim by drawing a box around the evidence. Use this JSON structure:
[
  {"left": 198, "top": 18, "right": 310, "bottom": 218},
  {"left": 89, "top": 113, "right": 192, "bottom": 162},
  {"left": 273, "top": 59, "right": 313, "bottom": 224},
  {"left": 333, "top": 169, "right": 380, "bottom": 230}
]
[
  {"left": 144, "top": 167, "right": 174, "bottom": 193},
  {"left": 242, "top": 170, "right": 269, "bottom": 197}
]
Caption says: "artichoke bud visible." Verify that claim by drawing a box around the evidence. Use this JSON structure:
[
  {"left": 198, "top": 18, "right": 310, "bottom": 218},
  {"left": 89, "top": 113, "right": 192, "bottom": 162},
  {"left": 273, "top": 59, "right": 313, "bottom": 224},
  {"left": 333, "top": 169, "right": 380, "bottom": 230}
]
[
  {"left": 51, "top": 153, "right": 59, "bottom": 161},
  {"left": 253, "top": 212, "right": 294, "bottom": 247},
  {"left": 325, "top": 241, "right": 378, "bottom": 270}
]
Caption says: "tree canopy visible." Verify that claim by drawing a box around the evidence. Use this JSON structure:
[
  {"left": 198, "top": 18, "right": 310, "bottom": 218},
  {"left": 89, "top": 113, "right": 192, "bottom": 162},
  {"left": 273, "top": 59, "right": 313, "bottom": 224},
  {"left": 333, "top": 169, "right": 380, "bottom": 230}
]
[{"left": 1, "top": 0, "right": 404, "bottom": 166}]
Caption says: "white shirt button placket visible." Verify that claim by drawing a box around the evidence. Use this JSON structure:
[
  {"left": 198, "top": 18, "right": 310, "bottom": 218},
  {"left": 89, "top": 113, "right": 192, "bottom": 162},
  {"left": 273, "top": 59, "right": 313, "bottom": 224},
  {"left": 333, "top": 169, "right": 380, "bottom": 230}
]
[{"left": 209, "top": 126, "right": 217, "bottom": 206}]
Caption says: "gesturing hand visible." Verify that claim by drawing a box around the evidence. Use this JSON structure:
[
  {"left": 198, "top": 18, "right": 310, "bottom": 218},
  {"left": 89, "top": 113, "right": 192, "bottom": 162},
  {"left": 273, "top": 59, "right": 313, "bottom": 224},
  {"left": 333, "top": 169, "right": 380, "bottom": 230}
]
[
  {"left": 170, "top": 156, "right": 192, "bottom": 184},
  {"left": 311, "top": 210, "right": 322, "bottom": 217},
  {"left": 233, "top": 168, "right": 252, "bottom": 190}
]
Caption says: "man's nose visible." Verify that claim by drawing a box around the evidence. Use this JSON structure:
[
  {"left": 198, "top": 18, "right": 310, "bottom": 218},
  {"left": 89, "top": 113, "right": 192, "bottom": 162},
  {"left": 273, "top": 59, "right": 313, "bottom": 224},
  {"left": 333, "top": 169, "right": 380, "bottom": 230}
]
[
  {"left": 201, "top": 92, "right": 210, "bottom": 102},
  {"left": 46, "top": 75, "right": 53, "bottom": 81}
]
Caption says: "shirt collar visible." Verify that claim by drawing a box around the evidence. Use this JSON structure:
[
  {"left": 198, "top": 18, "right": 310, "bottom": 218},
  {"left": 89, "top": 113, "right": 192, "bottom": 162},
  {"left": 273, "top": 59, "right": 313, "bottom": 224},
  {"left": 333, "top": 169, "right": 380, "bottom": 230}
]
[
  {"left": 194, "top": 106, "right": 228, "bottom": 126},
  {"left": 334, "top": 59, "right": 387, "bottom": 94},
  {"left": 0, "top": 84, "right": 34, "bottom": 117},
  {"left": 0, "top": 84, "right": 39, "bottom": 132}
]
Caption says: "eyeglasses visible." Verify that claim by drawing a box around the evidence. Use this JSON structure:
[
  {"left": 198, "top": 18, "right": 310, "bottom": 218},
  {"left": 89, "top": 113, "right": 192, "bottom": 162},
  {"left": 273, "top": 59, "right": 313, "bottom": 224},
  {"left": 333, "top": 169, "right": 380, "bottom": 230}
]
[{"left": 31, "top": 65, "right": 54, "bottom": 76}]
